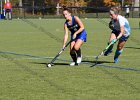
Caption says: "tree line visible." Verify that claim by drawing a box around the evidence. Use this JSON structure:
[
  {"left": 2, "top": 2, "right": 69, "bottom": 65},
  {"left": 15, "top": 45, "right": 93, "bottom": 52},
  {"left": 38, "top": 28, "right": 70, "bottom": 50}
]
[{"left": 10, "top": 0, "right": 132, "bottom": 7}]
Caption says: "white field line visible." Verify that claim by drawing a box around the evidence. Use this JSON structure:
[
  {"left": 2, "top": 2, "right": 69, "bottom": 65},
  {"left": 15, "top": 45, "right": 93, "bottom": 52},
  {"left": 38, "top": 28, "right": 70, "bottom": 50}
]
[{"left": 0, "top": 55, "right": 131, "bottom": 60}]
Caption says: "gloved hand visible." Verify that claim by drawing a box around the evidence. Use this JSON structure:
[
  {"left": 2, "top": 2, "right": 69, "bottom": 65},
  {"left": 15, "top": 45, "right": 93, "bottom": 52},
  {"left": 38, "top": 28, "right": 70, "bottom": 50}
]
[{"left": 111, "top": 38, "right": 118, "bottom": 44}]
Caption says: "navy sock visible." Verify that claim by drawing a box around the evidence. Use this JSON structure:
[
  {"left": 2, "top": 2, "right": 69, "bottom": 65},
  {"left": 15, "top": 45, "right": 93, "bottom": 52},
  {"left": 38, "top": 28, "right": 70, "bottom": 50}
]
[
  {"left": 70, "top": 51, "right": 77, "bottom": 62},
  {"left": 76, "top": 48, "right": 81, "bottom": 57},
  {"left": 114, "top": 49, "right": 123, "bottom": 59},
  {"left": 107, "top": 42, "right": 114, "bottom": 52},
  {"left": 104, "top": 43, "right": 113, "bottom": 55}
]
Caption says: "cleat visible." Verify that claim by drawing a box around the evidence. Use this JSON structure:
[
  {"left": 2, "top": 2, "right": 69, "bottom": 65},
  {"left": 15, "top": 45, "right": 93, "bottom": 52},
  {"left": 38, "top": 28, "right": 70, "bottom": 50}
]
[
  {"left": 69, "top": 62, "right": 79, "bottom": 66},
  {"left": 114, "top": 57, "right": 119, "bottom": 63},
  {"left": 77, "top": 55, "right": 82, "bottom": 64},
  {"left": 75, "top": 63, "right": 79, "bottom": 66},
  {"left": 104, "top": 50, "right": 112, "bottom": 56},
  {"left": 70, "top": 62, "right": 76, "bottom": 66}
]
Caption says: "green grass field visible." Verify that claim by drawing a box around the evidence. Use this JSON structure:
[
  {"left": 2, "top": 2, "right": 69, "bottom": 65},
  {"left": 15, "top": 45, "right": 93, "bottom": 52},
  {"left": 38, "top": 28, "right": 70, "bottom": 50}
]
[{"left": 0, "top": 18, "right": 140, "bottom": 100}]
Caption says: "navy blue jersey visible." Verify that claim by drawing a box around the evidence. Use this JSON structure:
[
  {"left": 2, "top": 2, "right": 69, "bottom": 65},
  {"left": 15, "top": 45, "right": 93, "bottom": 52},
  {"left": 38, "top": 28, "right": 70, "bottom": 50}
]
[{"left": 65, "top": 16, "right": 80, "bottom": 34}]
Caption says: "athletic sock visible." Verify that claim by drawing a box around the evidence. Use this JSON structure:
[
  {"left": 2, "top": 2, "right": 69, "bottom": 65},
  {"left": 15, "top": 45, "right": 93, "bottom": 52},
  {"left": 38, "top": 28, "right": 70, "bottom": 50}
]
[
  {"left": 76, "top": 48, "right": 81, "bottom": 57},
  {"left": 114, "top": 49, "right": 123, "bottom": 59},
  {"left": 70, "top": 51, "right": 77, "bottom": 62}
]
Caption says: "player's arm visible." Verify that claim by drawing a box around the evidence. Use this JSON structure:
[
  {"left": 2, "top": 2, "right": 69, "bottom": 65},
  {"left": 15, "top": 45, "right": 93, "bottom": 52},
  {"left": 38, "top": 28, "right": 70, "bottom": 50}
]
[
  {"left": 116, "top": 20, "right": 125, "bottom": 40},
  {"left": 74, "top": 16, "right": 85, "bottom": 35},
  {"left": 63, "top": 23, "right": 69, "bottom": 48},
  {"left": 117, "top": 25, "right": 124, "bottom": 39}
]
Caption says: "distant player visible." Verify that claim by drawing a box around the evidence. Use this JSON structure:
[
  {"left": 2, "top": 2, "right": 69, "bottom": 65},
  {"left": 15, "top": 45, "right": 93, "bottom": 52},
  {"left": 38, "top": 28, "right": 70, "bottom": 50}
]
[
  {"left": 125, "top": 5, "right": 130, "bottom": 18},
  {"left": 62, "top": 7, "right": 87, "bottom": 66},
  {"left": 4, "top": 1, "right": 12, "bottom": 20},
  {"left": 104, "top": 7, "right": 131, "bottom": 63}
]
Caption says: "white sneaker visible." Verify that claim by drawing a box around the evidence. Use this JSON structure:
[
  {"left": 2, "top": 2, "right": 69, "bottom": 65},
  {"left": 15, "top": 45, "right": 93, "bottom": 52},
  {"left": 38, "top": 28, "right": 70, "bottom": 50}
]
[
  {"left": 70, "top": 62, "right": 75, "bottom": 66},
  {"left": 77, "top": 55, "right": 82, "bottom": 64}
]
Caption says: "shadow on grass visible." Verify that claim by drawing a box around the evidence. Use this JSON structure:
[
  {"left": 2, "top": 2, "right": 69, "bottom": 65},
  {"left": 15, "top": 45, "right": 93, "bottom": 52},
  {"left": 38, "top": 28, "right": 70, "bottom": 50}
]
[
  {"left": 31, "top": 60, "right": 113, "bottom": 67},
  {"left": 31, "top": 62, "right": 69, "bottom": 66},
  {"left": 82, "top": 60, "right": 113, "bottom": 64},
  {"left": 125, "top": 46, "right": 140, "bottom": 49}
]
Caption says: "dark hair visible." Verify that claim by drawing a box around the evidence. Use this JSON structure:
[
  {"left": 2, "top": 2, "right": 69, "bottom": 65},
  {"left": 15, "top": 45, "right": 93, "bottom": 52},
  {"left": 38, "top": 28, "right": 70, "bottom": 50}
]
[{"left": 63, "top": 6, "right": 72, "bottom": 13}]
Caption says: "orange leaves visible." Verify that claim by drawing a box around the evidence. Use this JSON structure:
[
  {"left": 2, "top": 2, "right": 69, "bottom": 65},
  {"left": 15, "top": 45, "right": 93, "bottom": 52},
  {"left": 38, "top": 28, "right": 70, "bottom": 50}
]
[{"left": 103, "top": 0, "right": 118, "bottom": 7}]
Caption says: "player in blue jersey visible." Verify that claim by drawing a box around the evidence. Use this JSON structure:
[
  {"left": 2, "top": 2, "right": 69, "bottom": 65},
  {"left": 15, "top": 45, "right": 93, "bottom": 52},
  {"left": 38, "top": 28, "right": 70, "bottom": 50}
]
[
  {"left": 104, "top": 7, "right": 131, "bottom": 63},
  {"left": 62, "top": 7, "right": 87, "bottom": 66}
]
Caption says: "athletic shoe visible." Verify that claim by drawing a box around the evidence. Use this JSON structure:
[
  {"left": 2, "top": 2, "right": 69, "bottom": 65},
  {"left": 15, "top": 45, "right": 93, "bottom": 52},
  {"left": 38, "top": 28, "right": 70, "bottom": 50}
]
[
  {"left": 77, "top": 55, "right": 82, "bottom": 64},
  {"left": 70, "top": 62, "right": 79, "bottom": 66},
  {"left": 114, "top": 57, "right": 119, "bottom": 63},
  {"left": 104, "top": 50, "right": 112, "bottom": 56},
  {"left": 70, "top": 62, "right": 76, "bottom": 66}
]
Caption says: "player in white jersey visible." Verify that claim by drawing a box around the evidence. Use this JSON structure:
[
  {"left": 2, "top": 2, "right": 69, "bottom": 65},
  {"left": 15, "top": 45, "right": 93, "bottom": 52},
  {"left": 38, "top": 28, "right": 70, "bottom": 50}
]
[
  {"left": 125, "top": 5, "right": 130, "bottom": 18},
  {"left": 104, "top": 7, "right": 131, "bottom": 63}
]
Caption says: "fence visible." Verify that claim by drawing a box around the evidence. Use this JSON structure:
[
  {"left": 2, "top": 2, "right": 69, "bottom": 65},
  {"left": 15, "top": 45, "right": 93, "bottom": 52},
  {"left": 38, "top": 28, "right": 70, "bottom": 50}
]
[{"left": 9, "top": 6, "right": 140, "bottom": 19}]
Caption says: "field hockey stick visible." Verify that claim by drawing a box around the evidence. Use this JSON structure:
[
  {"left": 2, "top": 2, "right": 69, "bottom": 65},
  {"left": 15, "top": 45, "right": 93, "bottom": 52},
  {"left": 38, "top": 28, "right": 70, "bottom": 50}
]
[
  {"left": 47, "top": 39, "right": 73, "bottom": 67},
  {"left": 96, "top": 42, "right": 114, "bottom": 59},
  {"left": 91, "top": 41, "right": 115, "bottom": 67}
]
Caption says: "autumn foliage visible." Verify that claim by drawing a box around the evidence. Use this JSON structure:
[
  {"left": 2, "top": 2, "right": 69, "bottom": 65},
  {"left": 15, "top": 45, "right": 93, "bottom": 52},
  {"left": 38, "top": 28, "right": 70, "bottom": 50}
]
[{"left": 104, "top": 0, "right": 120, "bottom": 7}]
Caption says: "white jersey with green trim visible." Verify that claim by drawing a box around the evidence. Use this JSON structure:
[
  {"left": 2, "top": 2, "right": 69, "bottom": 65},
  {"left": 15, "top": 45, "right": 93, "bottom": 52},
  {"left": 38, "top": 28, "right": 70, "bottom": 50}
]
[{"left": 117, "top": 15, "right": 131, "bottom": 37}]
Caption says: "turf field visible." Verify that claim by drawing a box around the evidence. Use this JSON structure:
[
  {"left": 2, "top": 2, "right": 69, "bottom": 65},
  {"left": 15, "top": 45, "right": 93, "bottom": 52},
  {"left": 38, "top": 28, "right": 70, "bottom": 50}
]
[{"left": 0, "top": 18, "right": 140, "bottom": 100}]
